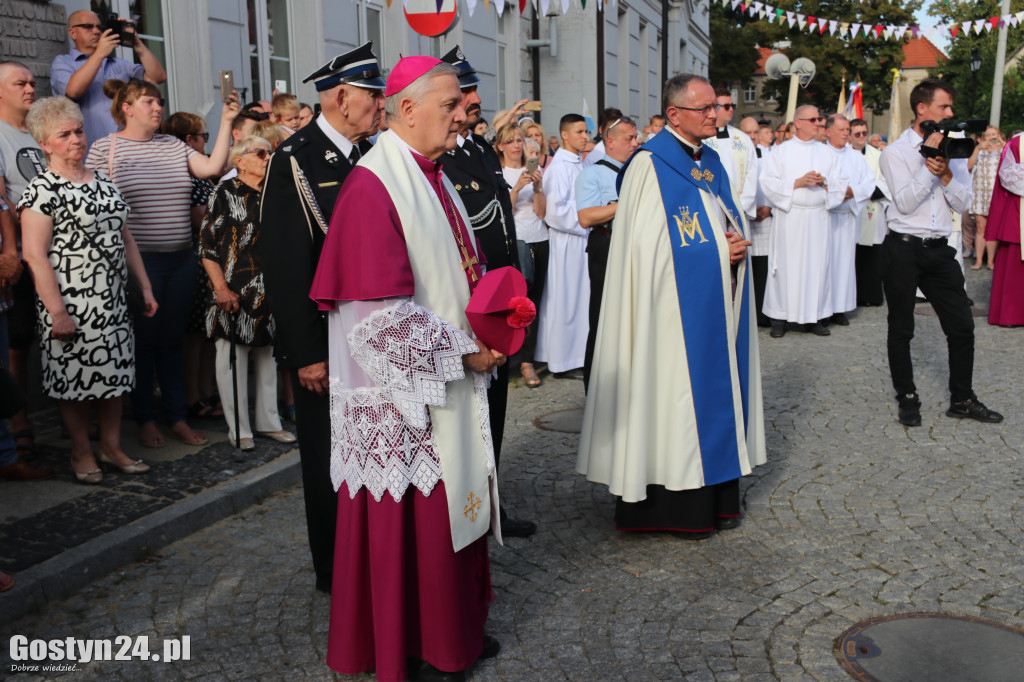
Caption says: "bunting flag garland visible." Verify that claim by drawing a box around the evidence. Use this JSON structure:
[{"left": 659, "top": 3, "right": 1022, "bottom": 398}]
[
  {"left": 715, "top": 0, "right": 1024, "bottom": 42},
  {"left": 519, "top": 0, "right": 527, "bottom": 12}
]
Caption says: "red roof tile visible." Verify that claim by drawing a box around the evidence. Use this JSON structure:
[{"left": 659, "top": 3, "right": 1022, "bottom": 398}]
[
  {"left": 902, "top": 36, "right": 947, "bottom": 69},
  {"left": 754, "top": 47, "right": 776, "bottom": 76}
]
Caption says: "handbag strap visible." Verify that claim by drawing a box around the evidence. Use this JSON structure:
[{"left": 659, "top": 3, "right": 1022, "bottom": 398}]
[{"left": 107, "top": 134, "right": 116, "bottom": 180}]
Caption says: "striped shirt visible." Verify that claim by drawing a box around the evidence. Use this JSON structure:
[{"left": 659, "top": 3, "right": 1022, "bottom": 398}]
[{"left": 86, "top": 134, "right": 197, "bottom": 252}]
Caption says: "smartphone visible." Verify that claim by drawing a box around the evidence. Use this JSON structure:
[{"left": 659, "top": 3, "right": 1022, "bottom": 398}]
[
  {"left": 526, "top": 157, "right": 538, "bottom": 174},
  {"left": 220, "top": 70, "right": 234, "bottom": 103},
  {"left": 274, "top": 79, "right": 287, "bottom": 94},
  {"left": 524, "top": 100, "right": 542, "bottom": 112}
]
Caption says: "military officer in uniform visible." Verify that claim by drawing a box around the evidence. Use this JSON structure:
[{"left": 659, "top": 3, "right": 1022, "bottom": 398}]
[
  {"left": 438, "top": 46, "right": 536, "bottom": 537},
  {"left": 258, "top": 42, "right": 385, "bottom": 592}
]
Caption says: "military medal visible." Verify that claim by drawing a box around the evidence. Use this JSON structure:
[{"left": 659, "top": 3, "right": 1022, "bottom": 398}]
[{"left": 470, "top": 181, "right": 480, "bottom": 191}]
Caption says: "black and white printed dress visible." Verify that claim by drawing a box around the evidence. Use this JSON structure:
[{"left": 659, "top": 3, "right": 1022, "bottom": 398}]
[{"left": 18, "top": 170, "right": 134, "bottom": 400}]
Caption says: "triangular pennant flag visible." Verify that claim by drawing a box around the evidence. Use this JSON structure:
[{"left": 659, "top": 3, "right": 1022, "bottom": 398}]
[
  {"left": 819, "top": 21, "right": 828, "bottom": 35},
  {"left": 990, "top": 16, "right": 1001, "bottom": 30},
  {"left": 732, "top": 0, "right": 741, "bottom": 9},
  {"left": 874, "top": 24, "right": 883, "bottom": 37},
  {"left": 799, "top": 17, "right": 807, "bottom": 30},
  {"left": 775, "top": 8, "right": 784, "bottom": 22},
  {"left": 788, "top": 12, "right": 796, "bottom": 28},
  {"left": 964, "top": 20, "right": 975, "bottom": 34},
  {"left": 753, "top": 1, "right": 763, "bottom": 13},
  {"left": 829, "top": 20, "right": 838, "bottom": 35},
  {"left": 852, "top": 22, "right": 862, "bottom": 37},
  {"left": 1011, "top": 15, "right": 1020, "bottom": 28},
  {"left": 951, "top": 25, "right": 960, "bottom": 38},
  {"left": 911, "top": 25, "right": 919, "bottom": 37},
  {"left": 739, "top": 3, "right": 748, "bottom": 14},
  {"left": 496, "top": 0, "right": 506, "bottom": 16},
  {"left": 467, "top": 0, "right": 478, "bottom": 15},
  {"left": 561, "top": 0, "right": 569, "bottom": 14},
  {"left": 520, "top": 0, "right": 527, "bottom": 13},
  {"left": 540, "top": 0, "right": 549, "bottom": 13}
]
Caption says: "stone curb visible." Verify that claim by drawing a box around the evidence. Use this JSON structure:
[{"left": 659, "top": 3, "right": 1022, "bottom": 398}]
[{"left": 0, "top": 451, "right": 301, "bottom": 624}]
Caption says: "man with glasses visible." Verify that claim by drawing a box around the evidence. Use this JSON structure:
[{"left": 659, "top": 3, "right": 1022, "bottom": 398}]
[
  {"left": 577, "top": 73, "right": 765, "bottom": 539},
  {"left": 849, "top": 118, "right": 890, "bottom": 307},
  {"left": 761, "top": 105, "right": 849, "bottom": 337},
  {"left": 51, "top": 10, "right": 166, "bottom": 149},
  {"left": 259, "top": 42, "right": 386, "bottom": 594},
  {"left": 704, "top": 88, "right": 757, "bottom": 223},
  {"left": 575, "top": 114, "right": 639, "bottom": 390},
  {"left": 878, "top": 78, "right": 1001, "bottom": 427},
  {"left": 824, "top": 114, "right": 877, "bottom": 327}
]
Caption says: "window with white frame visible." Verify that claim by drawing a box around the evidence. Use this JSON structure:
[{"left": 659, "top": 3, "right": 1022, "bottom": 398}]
[
  {"left": 246, "top": 0, "right": 293, "bottom": 98},
  {"left": 744, "top": 85, "right": 756, "bottom": 103},
  {"left": 496, "top": 1, "right": 511, "bottom": 110}
]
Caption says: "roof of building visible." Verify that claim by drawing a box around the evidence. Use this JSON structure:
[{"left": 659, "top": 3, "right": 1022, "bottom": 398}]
[{"left": 752, "top": 37, "right": 947, "bottom": 76}]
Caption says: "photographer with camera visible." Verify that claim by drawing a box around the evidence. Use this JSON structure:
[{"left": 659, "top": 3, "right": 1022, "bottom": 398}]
[
  {"left": 50, "top": 10, "right": 167, "bottom": 150},
  {"left": 879, "top": 78, "right": 1002, "bottom": 427}
]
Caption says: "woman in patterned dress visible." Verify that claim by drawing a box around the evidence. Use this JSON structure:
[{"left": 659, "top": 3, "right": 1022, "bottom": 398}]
[
  {"left": 198, "top": 136, "right": 295, "bottom": 451},
  {"left": 970, "top": 126, "right": 1006, "bottom": 270},
  {"left": 20, "top": 97, "right": 157, "bottom": 484}
]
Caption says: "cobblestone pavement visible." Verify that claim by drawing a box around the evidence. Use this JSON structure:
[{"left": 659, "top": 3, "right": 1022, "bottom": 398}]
[{"left": 4, "top": 271, "right": 1023, "bottom": 681}]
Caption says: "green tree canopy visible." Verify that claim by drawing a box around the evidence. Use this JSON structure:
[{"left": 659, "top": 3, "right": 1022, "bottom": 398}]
[{"left": 710, "top": 0, "right": 921, "bottom": 114}]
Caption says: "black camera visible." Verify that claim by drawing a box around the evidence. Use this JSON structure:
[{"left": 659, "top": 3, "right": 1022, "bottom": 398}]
[
  {"left": 918, "top": 118, "right": 987, "bottom": 159},
  {"left": 100, "top": 12, "right": 137, "bottom": 47}
]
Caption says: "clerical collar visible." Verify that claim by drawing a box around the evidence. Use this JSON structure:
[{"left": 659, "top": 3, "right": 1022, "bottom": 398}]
[
  {"left": 668, "top": 127, "right": 702, "bottom": 160},
  {"left": 859, "top": 146, "right": 866, "bottom": 155},
  {"left": 316, "top": 114, "right": 355, "bottom": 160},
  {"left": 716, "top": 127, "right": 730, "bottom": 139}
]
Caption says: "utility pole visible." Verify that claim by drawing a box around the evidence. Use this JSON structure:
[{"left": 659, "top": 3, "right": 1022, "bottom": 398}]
[{"left": 990, "top": 0, "right": 1011, "bottom": 127}]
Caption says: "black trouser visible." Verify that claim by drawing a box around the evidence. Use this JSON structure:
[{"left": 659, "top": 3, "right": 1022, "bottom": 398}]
[
  {"left": 488, "top": 363, "right": 509, "bottom": 467},
  {"left": 751, "top": 255, "right": 770, "bottom": 326},
  {"left": 517, "top": 240, "right": 549, "bottom": 364},
  {"left": 856, "top": 244, "right": 884, "bottom": 306},
  {"left": 290, "top": 368, "right": 337, "bottom": 583},
  {"left": 583, "top": 229, "right": 611, "bottom": 392},
  {"left": 881, "top": 233, "right": 975, "bottom": 403}
]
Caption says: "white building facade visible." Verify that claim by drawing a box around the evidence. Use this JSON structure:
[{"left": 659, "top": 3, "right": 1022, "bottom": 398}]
[{"left": 38, "top": 0, "right": 709, "bottom": 137}]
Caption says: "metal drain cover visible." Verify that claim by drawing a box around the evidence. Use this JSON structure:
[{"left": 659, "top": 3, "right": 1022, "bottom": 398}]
[
  {"left": 532, "top": 408, "right": 584, "bottom": 433},
  {"left": 837, "top": 612, "right": 1024, "bottom": 682}
]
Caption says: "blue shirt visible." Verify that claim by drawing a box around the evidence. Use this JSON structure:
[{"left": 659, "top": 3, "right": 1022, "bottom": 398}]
[
  {"left": 575, "top": 157, "right": 621, "bottom": 212},
  {"left": 50, "top": 49, "right": 143, "bottom": 148}
]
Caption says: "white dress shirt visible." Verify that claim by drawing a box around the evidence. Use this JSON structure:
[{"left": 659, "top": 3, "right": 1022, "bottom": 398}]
[{"left": 879, "top": 126, "right": 972, "bottom": 238}]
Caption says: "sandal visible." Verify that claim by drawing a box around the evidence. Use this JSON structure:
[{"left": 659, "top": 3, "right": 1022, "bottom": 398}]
[
  {"left": 169, "top": 423, "right": 209, "bottom": 447},
  {"left": 139, "top": 424, "right": 166, "bottom": 449},
  {"left": 520, "top": 363, "right": 542, "bottom": 388}
]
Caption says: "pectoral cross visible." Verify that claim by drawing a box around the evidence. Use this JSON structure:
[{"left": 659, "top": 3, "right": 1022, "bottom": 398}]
[{"left": 460, "top": 246, "right": 479, "bottom": 282}]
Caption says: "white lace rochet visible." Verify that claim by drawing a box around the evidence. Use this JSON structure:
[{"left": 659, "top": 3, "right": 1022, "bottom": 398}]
[{"left": 327, "top": 298, "right": 492, "bottom": 502}]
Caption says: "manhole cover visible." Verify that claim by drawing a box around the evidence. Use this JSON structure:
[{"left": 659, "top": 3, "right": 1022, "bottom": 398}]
[
  {"left": 837, "top": 612, "right": 1024, "bottom": 682},
  {"left": 533, "top": 408, "right": 584, "bottom": 433}
]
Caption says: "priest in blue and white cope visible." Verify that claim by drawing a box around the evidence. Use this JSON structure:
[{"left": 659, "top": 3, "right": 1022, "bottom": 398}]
[{"left": 576, "top": 74, "right": 767, "bottom": 538}]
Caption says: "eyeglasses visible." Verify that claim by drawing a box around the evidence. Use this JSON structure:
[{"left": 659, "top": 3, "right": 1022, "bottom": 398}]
[
  {"left": 71, "top": 23, "right": 102, "bottom": 31},
  {"left": 672, "top": 103, "right": 723, "bottom": 116},
  {"left": 243, "top": 148, "right": 270, "bottom": 160},
  {"left": 720, "top": 103, "right": 736, "bottom": 110},
  {"left": 798, "top": 116, "right": 825, "bottom": 123},
  {"left": 851, "top": 131, "right": 868, "bottom": 137},
  {"left": 191, "top": 132, "right": 210, "bottom": 142}
]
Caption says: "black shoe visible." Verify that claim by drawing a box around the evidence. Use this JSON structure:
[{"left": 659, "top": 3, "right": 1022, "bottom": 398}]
[
  {"left": 946, "top": 398, "right": 1003, "bottom": 423},
  {"left": 807, "top": 323, "right": 831, "bottom": 336},
  {"left": 715, "top": 516, "right": 742, "bottom": 531},
  {"left": 831, "top": 313, "right": 850, "bottom": 326},
  {"left": 413, "top": 662, "right": 465, "bottom": 682},
  {"left": 501, "top": 517, "right": 537, "bottom": 538},
  {"left": 897, "top": 393, "right": 922, "bottom": 427},
  {"left": 480, "top": 636, "right": 500, "bottom": 659},
  {"left": 671, "top": 530, "right": 715, "bottom": 541},
  {"left": 315, "top": 574, "right": 332, "bottom": 594},
  {"left": 769, "top": 321, "right": 786, "bottom": 338}
]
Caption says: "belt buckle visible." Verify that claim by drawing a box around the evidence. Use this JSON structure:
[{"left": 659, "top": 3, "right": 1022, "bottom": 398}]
[{"left": 922, "top": 236, "right": 944, "bottom": 248}]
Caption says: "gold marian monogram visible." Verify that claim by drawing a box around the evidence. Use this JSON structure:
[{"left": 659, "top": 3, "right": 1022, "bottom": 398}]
[
  {"left": 690, "top": 168, "right": 702, "bottom": 181},
  {"left": 464, "top": 491, "right": 482, "bottom": 522},
  {"left": 673, "top": 208, "right": 708, "bottom": 247},
  {"left": 703, "top": 169, "right": 714, "bottom": 182}
]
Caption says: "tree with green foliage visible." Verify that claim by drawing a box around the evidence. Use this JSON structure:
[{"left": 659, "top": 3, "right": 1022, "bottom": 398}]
[
  {"left": 926, "top": 0, "right": 1024, "bottom": 132},
  {"left": 710, "top": 0, "right": 921, "bottom": 114}
]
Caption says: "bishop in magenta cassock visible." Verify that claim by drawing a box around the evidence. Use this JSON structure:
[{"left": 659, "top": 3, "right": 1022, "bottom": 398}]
[
  {"left": 986, "top": 133, "right": 1024, "bottom": 326},
  {"left": 309, "top": 56, "right": 502, "bottom": 682}
]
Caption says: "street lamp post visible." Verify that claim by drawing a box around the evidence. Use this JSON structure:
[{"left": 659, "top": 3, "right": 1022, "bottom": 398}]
[{"left": 970, "top": 48, "right": 982, "bottom": 119}]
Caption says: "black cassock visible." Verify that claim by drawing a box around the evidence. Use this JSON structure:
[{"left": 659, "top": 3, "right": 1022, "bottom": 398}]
[{"left": 258, "top": 121, "right": 371, "bottom": 587}]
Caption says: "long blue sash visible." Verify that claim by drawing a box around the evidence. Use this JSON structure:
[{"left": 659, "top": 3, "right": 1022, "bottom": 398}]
[{"left": 621, "top": 134, "right": 752, "bottom": 485}]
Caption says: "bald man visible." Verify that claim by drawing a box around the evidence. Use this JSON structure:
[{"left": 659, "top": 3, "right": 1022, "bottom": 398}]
[{"left": 740, "top": 116, "right": 759, "bottom": 143}]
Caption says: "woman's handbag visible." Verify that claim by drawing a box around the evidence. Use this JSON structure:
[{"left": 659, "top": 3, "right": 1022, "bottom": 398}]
[{"left": 0, "top": 358, "right": 26, "bottom": 419}]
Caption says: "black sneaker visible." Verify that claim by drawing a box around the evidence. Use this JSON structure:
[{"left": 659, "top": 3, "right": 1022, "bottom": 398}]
[
  {"left": 770, "top": 320, "right": 786, "bottom": 338},
  {"left": 897, "top": 393, "right": 922, "bottom": 426},
  {"left": 946, "top": 398, "right": 1003, "bottom": 423}
]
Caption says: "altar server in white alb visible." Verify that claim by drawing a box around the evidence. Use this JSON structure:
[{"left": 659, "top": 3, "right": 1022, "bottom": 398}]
[
  {"left": 577, "top": 73, "right": 766, "bottom": 539},
  {"left": 750, "top": 123, "right": 775, "bottom": 327},
  {"left": 703, "top": 88, "right": 757, "bottom": 221},
  {"left": 824, "top": 114, "right": 876, "bottom": 326},
  {"left": 536, "top": 113, "right": 590, "bottom": 376},
  {"left": 850, "top": 118, "right": 890, "bottom": 307},
  {"left": 761, "top": 105, "right": 849, "bottom": 337}
]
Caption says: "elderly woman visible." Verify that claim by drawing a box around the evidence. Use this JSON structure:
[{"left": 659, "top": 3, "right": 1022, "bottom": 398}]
[
  {"left": 495, "top": 124, "right": 547, "bottom": 387},
  {"left": 19, "top": 97, "right": 157, "bottom": 483},
  {"left": 86, "top": 79, "right": 239, "bottom": 449},
  {"left": 199, "top": 136, "right": 294, "bottom": 451},
  {"left": 970, "top": 126, "right": 1007, "bottom": 270},
  {"left": 161, "top": 111, "right": 221, "bottom": 421}
]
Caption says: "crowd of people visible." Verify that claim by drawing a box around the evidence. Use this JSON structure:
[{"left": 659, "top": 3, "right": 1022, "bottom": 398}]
[{"left": 0, "top": 8, "right": 1021, "bottom": 680}]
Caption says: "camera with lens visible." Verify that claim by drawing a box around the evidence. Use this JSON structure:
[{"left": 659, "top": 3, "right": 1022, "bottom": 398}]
[
  {"left": 100, "top": 11, "right": 137, "bottom": 47},
  {"left": 918, "top": 118, "right": 987, "bottom": 159}
]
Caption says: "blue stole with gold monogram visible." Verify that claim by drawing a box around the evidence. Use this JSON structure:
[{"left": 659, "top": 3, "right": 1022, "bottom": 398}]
[{"left": 625, "top": 132, "right": 752, "bottom": 485}]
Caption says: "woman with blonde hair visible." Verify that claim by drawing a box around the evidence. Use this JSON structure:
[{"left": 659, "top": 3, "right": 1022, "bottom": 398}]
[
  {"left": 20, "top": 97, "right": 157, "bottom": 483},
  {"left": 86, "top": 79, "right": 239, "bottom": 449},
  {"left": 520, "top": 120, "right": 552, "bottom": 171}
]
